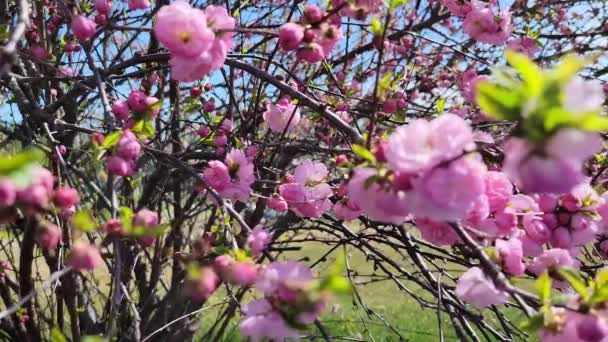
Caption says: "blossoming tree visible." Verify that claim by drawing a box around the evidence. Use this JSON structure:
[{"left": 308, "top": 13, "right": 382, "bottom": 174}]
[{"left": 1, "top": 0, "right": 608, "bottom": 341}]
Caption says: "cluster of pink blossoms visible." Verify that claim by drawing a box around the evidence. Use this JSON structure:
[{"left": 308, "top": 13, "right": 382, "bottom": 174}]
[
  {"left": 154, "top": 1, "right": 235, "bottom": 82},
  {"left": 202, "top": 149, "right": 255, "bottom": 203},
  {"left": 278, "top": 5, "right": 343, "bottom": 63},
  {"left": 331, "top": 0, "right": 384, "bottom": 20},
  {"left": 107, "top": 130, "right": 141, "bottom": 177},
  {"left": 111, "top": 90, "right": 161, "bottom": 123},
  {"left": 241, "top": 261, "right": 328, "bottom": 341},
  {"left": 439, "top": 0, "right": 513, "bottom": 45},
  {"left": 278, "top": 160, "right": 333, "bottom": 218}
]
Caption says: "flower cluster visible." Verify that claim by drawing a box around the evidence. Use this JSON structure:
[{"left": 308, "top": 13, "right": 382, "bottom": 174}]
[
  {"left": 279, "top": 160, "right": 333, "bottom": 218},
  {"left": 440, "top": 0, "right": 513, "bottom": 45},
  {"left": 107, "top": 130, "right": 141, "bottom": 177},
  {"left": 154, "top": 1, "right": 235, "bottom": 82},
  {"left": 279, "top": 5, "right": 343, "bottom": 63},
  {"left": 112, "top": 90, "right": 160, "bottom": 122}
]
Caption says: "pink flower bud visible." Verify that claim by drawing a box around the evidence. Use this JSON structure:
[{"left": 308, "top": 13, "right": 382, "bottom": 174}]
[
  {"left": 128, "top": 0, "right": 150, "bottom": 10},
  {"left": 18, "top": 185, "right": 50, "bottom": 209},
  {"left": 203, "top": 101, "right": 216, "bottom": 112},
  {"left": 268, "top": 196, "right": 289, "bottom": 212},
  {"left": 68, "top": 243, "right": 102, "bottom": 271},
  {"left": 190, "top": 86, "right": 202, "bottom": 98},
  {"left": 53, "top": 187, "right": 80, "bottom": 208},
  {"left": 198, "top": 126, "right": 210, "bottom": 138},
  {"left": 0, "top": 179, "right": 16, "bottom": 209},
  {"left": 95, "top": 14, "right": 107, "bottom": 24},
  {"left": 95, "top": 0, "right": 112, "bottom": 15},
  {"left": 36, "top": 223, "right": 62, "bottom": 251},
  {"left": 104, "top": 218, "right": 124, "bottom": 236},
  {"left": 304, "top": 5, "right": 323, "bottom": 23},
  {"left": 133, "top": 209, "right": 159, "bottom": 227},
  {"left": 127, "top": 90, "right": 148, "bottom": 112},
  {"left": 335, "top": 154, "right": 348, "bottom": 166},
  {"left": 279, "top": 23, "right": 304, "bottom": 51},
  {"left": 30, "top": 45, "right": 49, "bottom": 61},
  {"left": 60, "top": 205, "right": 76, "bottom": 218},
  {"left": 298, "top": 43, "right": 324, "bottom": 63},
  {"left": 71, "top": 15, "right": 97, "bottom": 41},
  {"left": 383, "top": 99, "right": 397, "bottom": 113},
  {"left": 92, "top": 132, "right": 105, "bottom": 145},
  {"left": 111, "top": 100, "right": 130, "bottom": 120}
]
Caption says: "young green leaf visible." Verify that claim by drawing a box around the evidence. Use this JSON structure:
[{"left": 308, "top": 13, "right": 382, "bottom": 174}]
[{"left": 352, "top": 144, "right": 376, "bottom": 163}]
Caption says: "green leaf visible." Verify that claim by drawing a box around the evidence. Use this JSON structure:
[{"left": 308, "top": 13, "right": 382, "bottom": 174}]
[
  {"left": 146, "top": 99, "right": 163, "bottom": 112},
  {"left": 51, "top": 327, "right": 68, "bottom": 342},
  {"left": 119, "top": 207, "right": 134, "bottom": 232},
  {"left": 184, "top": 98, "right": 202, "bottom": 113},
  {"left": 559, "top": 268, "right": 589, "bottom": 301},
  {"left": 102, "top": 131, "right": 122, "bottom": 149},
  {"left": 0, "top": 148, "right": 45, "bottom": 175},
  {"left": 577, "top": 113, "right": 608, "bottom": 132},
  {"left": 535, "top": 271, "right": 552, "bottom": 304},
  {"left": 519, "top": 313, "right": 545, "bottom": 333},
  {"left": 370, "top": 17, "right": 383, "bottom": 36},
  {"left": 352, "top": 144, "right": 376, "bottom": 163},
  {"left": 387, "top": 0, "right": 408, "bottom": 12},
  {"left": 72, "top": 210, "right": 97, "bottom": 232},
  {"left": 476, "top": 82, "right": 522, "bottom": 121},
  {"left": 551, "top": 55, "right": 587, "bottom": 85},
  {"left": 505, "top": 50, "right": 543, "bottom": 97},
  {"left": 82, "top": 336, "right": 106, "bottom": 342},
  {"left": 319, "top": 250, "right": 352, "bottom": 295},
  {"left": 435, "top": 98, "right": 446, "bottom": 113}
]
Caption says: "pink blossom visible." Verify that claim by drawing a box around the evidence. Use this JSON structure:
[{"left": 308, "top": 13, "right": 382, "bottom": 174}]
[
  {"left": 30, "top": 45, "right": 49, "bottom": 61},
  {"left": 332, "top": 0, "right": 383, "bottom": 19},
  {"left": 495, "top": 238, "right": 525, "bottom": 276},
  {"left": 0, "top": 179, "right": 16, "bottom": 209},
  {"left": 154, "top": 1, "right": 214, "bottom": 58},
  {"left": 463, "top": 4, "right": 513, "bottom": 45},
  {"left": 410, "top": 156, "right": 487, "bottom": 221},
  {"left": 128, "top": 0, "right": 150, "bottom": 10},
  {"left": 68, "top": 242, "right": 102, "bottom": 271},
  {"left": 256, "top": 261, "right": 313, "bottom": 298},
  {"left": 279, "top": 161, "right": 333, "bottom": 218},
  {"left": 563, "top": 77, "right": 605, "bottom": 113},
  {"left": 133, "top": 209, "right": 159, "bottom": 227},
  {"left": 386, "top": 114, "right": 474, "bottom": 174},
  {"left": 439, "top": 0, "right": 473, "bottom": 16},
  {"left": 17, "top": 184, "right": 51, "bottom": 210},
  {"left": 458, "top": 69, "right": 490, "bottom": 103},
  {"left": 204, "top": 150, "right": 255, "bottom": 203},
  {"left": 506, "top": 36, "right": 540, "bottom": 57},
  {"left": 527, "top": 248, "right": 580, "bottom": 276},
  {"left": 107, "top": 156, "right": 135, "bottom": 176},
  {"left": 53, "top": 187, "right": 80, "bottom": 208},
  {"left": 214, "top": 255, "right": 258, "bottom": 286},
  {"left": 186, "top": 267, "right": 219, "bottom": 301},
  {"left": 240, "top": 299, "right": 301, "bottom": 342},
  {"left": 455, "top": 267, "right": 509, "bottom": 308},
  {"left": 127, "top": 90, "right": 148, "bottom": 112},
  {"left": 268, "top": 195, "right": 289, "bottom": 212},
  {"left": 115, "top": 130, "right": 141, "bottom": 160},
  {"left": 346, "top": 168, "right": 411, "bottom": 224},
  {"left": 95, "top": 0, "right": 112, "bottom": 15},
  {"left": 484, "top": 171, "right": 513, "bottom": 212},
  {"left": 333, "top": 199, "right": 364, "bottom": 221},
  {"left": 246, "top": 225, "right": 272, "bottom": 257},
  {"left": 415, "top": 218, "right": 460, "bottom": 246},
  {"left": 279, "top": 23, "right": 304, "bottom": 51},
  {"left": 104, "top": 218, "right": 124, "bottom": 236},
  {"left": 72, "top": 15, "right": 97, "bottom": 42},
  {"left": 111, "top": 100, "right": 130, "bottom": 120},
  {"left": 36, "top": 223, "right": 62, "bottom": 251},
  {"left": 263, "top": 99, "right": 301, "bottom": 133}
]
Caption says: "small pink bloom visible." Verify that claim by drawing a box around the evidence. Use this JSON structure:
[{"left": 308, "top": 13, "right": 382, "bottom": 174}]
[
  {"left": 133, "top": 209, "right": 159, "bottom": 227},
  {"left": 154, "top": 1, "right": 213, "bottom": 58},
  {"left": 240, "top": 299, "right": 301, "bottom": 342},
  {"left": 111, "top": 100, "right": 130, "bottom": 120},
  {"left": 128, "top": 0, "right": 150, "bottom": 10},
  {"left": 95, "top": 0, "right": 112, "bottom": 15},
  {"left": 463, "top": 4, "right": 512, "bottom": 45},
  {"left": 127, "top": 90, "right": 148, "bottom": 112},
  {"left": 107, "top": 156, "right": 135, "bottom": 176},
  {"left": 104, "top": 218, "right": 124, "bottom": 236},
  {"left": 415, "top": 218, "right": 460, "bottom": 246},
  {"left": 68, "top": 242, "right": 102, "bottom": 271},
  {"left": 115, "top": 130, "right": 141, "bottom": 160},
  {"left": 527, "top": 248, "right": 580, "bottom": 276},
  {"left": 506, "top": 37, "right": 540, "bottom": 57},
  {"left": 495, "top": 238, "right": 525, "bottom": 276},
  {"left": 246, "top": 225, "right": 272, "bottom": 257},
  {"left": 263, "top": 99, "right": 301, "bottom": 133},
  {"left": 455, "top": 267, "right": 509, "bottom": 308},
  {"left": 72, "top": 15, "right": 97, "bottom": 41},
  {"left": 53, "top": 187, "right": 80, "bottom": 208},
  {"left": 30, "top": 45, "right": 49, "bottom": 61},
  {"left": 268, "top": 195, "right": 288, "bottom": 212},
  {"left": 279, "top": 23, "right": 304, "bottom": 51}
]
